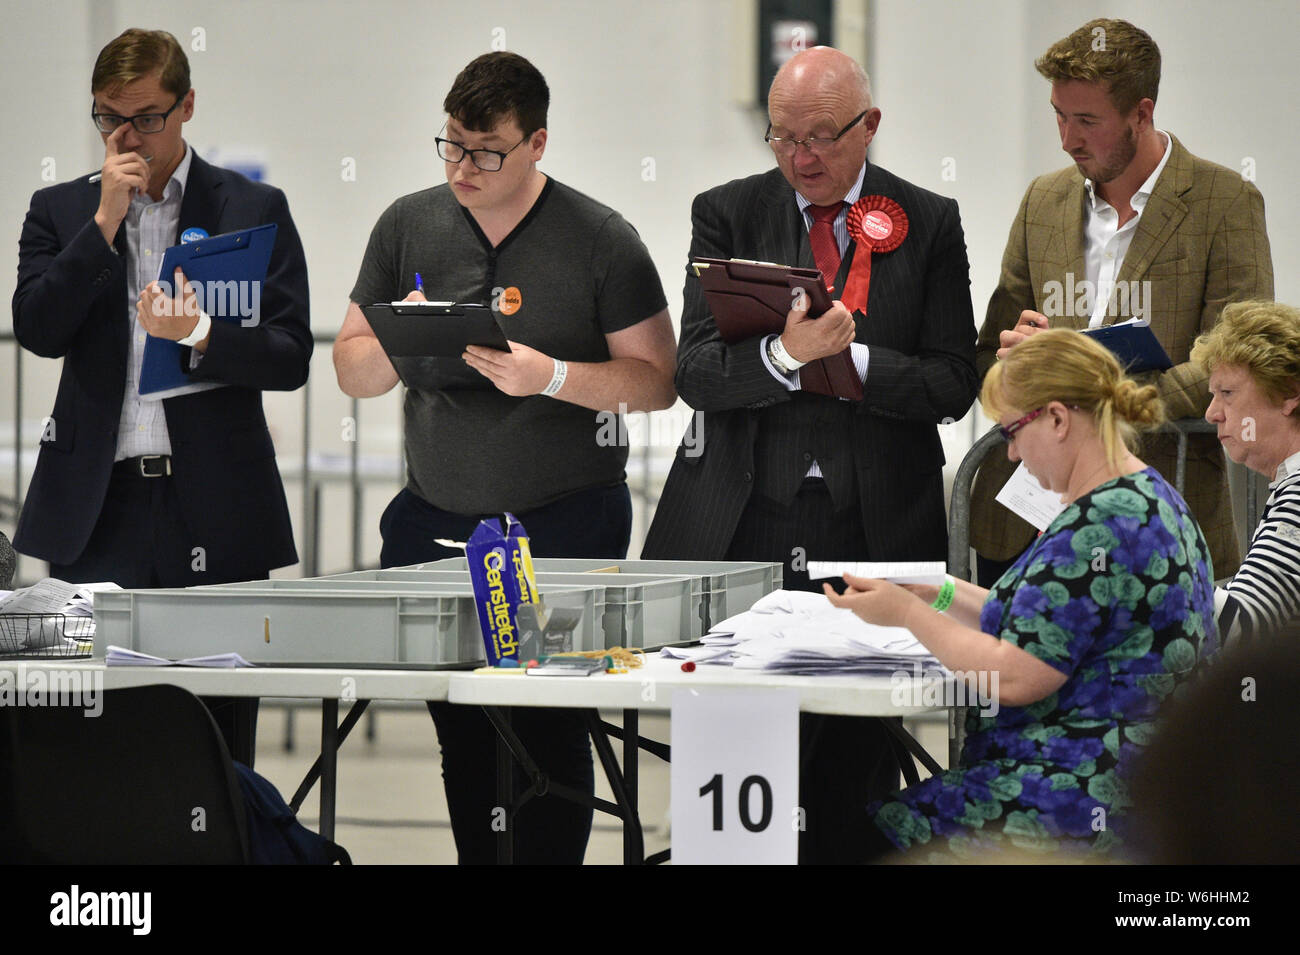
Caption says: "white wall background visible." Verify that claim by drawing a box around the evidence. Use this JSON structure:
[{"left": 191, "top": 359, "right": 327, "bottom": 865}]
[{"left": 2, "top": 0, "right": 1297, "bottom": 582}]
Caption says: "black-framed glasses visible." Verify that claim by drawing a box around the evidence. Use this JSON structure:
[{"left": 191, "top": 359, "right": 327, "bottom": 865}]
[
  {"left": 765, "top": 109, "right": 869, "bottom": 156},
  {"left": 91, "top": 93, "right": 185, "bottom": 134},
  {"left": 436, "top": 132, "right": 528, "bottom": 172},
  {"left": 999, "top": 407, "right": 1047, "bottom": 442}
]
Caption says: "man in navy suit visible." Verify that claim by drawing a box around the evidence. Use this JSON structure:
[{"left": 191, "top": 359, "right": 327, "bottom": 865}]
[
  {"left": 643, "top": 47, "right": 977, "bottom": 862},
  {"left": 12, "top": 28, "right": 311, "bottom": 590},
  {"left": 11, "top": 29, "right": 309, "bottom": 762}
]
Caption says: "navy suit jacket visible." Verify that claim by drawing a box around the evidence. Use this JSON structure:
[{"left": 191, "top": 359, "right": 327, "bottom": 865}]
[
  {"left": 11, "top": 153, "right": 311, "bottom": 579},
  {"left": 642, "top": 164, "right": 977, "bottom": 561}
]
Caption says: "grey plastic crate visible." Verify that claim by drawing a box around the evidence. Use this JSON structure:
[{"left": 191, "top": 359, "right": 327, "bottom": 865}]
[
  {"left": 317, "top": 569, "right": 698, "bottom": 649},
  {"left": 92, "top": 582, "right": 602, "bottom": 665},
  {"left": 201, "top": 577, "right": 613, "bottom": 651},
  {"left": 398, "top": 557, "right": 783, "bottom": 630}
]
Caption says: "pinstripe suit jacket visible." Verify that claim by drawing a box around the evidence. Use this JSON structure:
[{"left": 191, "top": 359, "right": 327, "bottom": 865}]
[
  {"left": 642, "top": 164, "right": 977, "bottom": 561},
  {"left": 970, "top": 134, "right": 1273, "bottom": 577}
]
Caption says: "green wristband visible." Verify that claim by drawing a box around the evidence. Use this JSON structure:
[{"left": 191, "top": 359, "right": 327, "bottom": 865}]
[{"left": 930, "top": 576, "right": 956, "bottom": 613}]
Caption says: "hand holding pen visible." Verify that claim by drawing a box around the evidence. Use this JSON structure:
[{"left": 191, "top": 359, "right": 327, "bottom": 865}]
[
  {"left": 996, "top": 309, "right": 1050, "bottom": 360},
  {"left": 402, "top": 272, "right": 428, "bottom": 303}
]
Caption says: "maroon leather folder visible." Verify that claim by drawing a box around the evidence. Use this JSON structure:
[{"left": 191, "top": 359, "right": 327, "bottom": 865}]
[{"left": 691, "top": 257, "right": 863, "bottom": 401}]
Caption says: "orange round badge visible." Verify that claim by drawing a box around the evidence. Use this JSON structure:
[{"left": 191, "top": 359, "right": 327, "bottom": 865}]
[{"left": 498, "top": 286, "right": 522, "bottom": 315}]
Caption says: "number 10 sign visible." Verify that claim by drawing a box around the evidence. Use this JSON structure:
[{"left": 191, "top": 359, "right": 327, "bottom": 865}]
[{"left": 670, "top": 689, "right": 799, "bottom": 864}]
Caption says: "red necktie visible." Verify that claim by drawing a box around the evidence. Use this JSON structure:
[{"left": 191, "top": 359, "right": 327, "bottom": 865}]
[{"left": 807, "top": 203, "right": 843, "bottom": 293}]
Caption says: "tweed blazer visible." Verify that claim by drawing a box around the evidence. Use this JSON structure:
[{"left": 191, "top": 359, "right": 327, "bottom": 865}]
[{"left": 971, "top": 133, "right": 1273, "bottom": 577}]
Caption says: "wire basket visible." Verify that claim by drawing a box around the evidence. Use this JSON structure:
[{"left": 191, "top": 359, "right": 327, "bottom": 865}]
[{"left": 0, "top": 613, "right": 95, "bottom": 659}]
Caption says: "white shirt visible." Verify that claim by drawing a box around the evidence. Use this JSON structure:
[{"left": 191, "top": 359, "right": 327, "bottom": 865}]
[
  {"left": 1275, "top": 450, "right": 1300, "bottom": 486},
  {"left": 1082, "top": 130, "right": 1172, "bottom": 328},
  {"left": 115, "top": 144, "right": 193, "bottom": 460}
]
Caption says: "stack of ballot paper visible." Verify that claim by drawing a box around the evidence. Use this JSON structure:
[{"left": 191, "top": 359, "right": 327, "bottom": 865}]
[
  {"left": 105, "top": 646, "right": 254, "bottom": 668},
  {"left": 660, "top": 590, "right": 946, "bottom": 676},
  {"left": 0, "top": 578, "right": 116, "bottom": 652}
]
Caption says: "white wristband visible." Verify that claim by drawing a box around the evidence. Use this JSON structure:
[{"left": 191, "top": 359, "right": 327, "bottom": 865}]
[
  {"left": 178, "top": 308, "right": 212, "bottom": 347},
  {"left": 541, "top": 358, "right": 568, "bottom": 396},
  {"left": 769, "top": 335, "right": 807, "bottom": 373}
]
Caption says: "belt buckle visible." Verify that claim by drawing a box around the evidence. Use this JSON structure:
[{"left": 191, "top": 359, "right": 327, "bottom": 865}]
[{"left": 139, "top": 455, "right": 171, "bottom": 478}]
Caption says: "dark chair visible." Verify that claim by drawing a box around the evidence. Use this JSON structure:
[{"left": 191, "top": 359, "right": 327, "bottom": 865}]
[{"left": 0, "top": 683, "right": 251, "bottom": 863}]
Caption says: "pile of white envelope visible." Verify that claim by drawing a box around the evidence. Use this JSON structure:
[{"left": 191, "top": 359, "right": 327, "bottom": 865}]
[{"left": 660, "top": 589, "right": 946, "bottom": 676}]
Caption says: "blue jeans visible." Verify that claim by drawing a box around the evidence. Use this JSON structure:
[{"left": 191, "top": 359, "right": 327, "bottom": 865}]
[{"left": 380, "top": 483, "right": 631, "bottom": 864}]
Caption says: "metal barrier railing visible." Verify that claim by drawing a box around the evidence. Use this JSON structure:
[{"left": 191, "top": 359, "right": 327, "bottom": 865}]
[{"left": 947, "top": 418, "right": 1258, "bottom": 582}]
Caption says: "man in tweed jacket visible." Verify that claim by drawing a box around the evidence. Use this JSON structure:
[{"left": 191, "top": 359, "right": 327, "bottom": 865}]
[
  {"left": 971, "top": 19, "right": 1272, "bottom": 585},
  {"left": 644, "top": 47, "right": 976, "bottom": 863}
]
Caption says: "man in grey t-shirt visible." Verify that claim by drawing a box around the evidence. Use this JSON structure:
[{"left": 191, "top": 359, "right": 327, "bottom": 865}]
[{"left": 334, "top": 52, "right": 675, "bottom": 864}]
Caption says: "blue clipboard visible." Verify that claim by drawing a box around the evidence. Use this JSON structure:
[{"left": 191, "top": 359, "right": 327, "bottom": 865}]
[
  {"left": 1082, "top": 320, "right": 1173, "bottom": 374},
  {"left": 139, "top": 223, "right": 278, "bottom": 397}
]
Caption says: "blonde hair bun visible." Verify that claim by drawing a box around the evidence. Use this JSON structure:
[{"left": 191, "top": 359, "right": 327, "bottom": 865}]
[{"left": 1110, "top": 378, "right": 1163, "bottom": 427}]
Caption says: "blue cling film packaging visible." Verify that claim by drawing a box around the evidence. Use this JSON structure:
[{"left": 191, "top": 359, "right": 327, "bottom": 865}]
[{"left": 467, "top": 513, "right": 539, "bottom": 664}]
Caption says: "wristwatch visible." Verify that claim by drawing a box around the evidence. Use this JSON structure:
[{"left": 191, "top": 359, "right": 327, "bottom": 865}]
[{"left": 766, "top": 335, "right": 806, "bottom": 376}]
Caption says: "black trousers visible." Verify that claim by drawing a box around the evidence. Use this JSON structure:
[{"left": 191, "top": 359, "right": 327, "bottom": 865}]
[
  {"left": 726, "top": 479, "right": 905, "bottom": 864},
  {"left": 380, "top": 483, "right": 632, "bottom": 864},
  {"left": 51, "top": 462, "right": 263, "bottom": 766}
]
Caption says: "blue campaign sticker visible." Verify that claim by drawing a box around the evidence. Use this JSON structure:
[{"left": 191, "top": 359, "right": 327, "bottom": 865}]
[{"left": 180, "top": 227, "right": 209, "bottom": 244}]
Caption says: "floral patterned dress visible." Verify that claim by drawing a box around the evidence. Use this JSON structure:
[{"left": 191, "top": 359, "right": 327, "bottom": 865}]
[{"left": 871, "top": 468, "right": 1217, "bottom": 858}]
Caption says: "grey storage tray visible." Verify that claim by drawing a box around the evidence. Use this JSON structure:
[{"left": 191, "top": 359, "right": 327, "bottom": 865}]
[
  {"left": 92, "top": 582, "right": 602, "bottom": 665},
  {"left": 320, "top": 569, "right": 698, "bottom": 648},
  {"left": 384, "top": 557, "right": 783, "bottom": 630}
]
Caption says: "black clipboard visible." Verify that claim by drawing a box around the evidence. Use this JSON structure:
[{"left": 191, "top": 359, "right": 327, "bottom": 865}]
[{"left": 361, "top": 303, "right": 509, "bottom": 358}]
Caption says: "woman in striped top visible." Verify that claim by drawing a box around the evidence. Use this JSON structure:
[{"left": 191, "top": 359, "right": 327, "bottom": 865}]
[{"left": 1191, "top": 300, "right": 1300, "bottom": 643}]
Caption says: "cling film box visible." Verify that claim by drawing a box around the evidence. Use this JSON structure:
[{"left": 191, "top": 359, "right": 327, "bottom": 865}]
[{"left": 466, "top": 513, "right": 538, "bottom": 664}]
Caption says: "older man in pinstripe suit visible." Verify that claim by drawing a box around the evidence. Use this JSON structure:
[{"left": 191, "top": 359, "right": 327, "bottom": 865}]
[{"left": 644, "top": 47, "right": 977, "bottom": 862}]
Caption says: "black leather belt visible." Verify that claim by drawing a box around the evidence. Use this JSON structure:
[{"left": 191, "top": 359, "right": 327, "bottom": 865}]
[{"left": 115, "top": 454, "right": 172, "bottom": 477}]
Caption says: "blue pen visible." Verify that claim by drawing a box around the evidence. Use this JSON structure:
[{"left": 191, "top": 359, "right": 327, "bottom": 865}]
[{"left": 414, "top": 272, "right": 424, "bottom": 294}]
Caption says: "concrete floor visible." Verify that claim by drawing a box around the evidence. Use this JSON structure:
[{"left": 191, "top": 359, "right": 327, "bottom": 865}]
[{"left": 253, "top": 701, "right": 951, "bottom": 864}]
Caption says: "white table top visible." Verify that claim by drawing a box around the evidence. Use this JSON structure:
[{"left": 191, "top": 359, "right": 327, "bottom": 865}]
[
  {"left": 446, "top": 657, "right": 943, "bottom": 718},
  {"left": 6, "top": 657, "right": 946, "bottom": 717},
  {"left": 4, "top": 660, "right": 453, "bottom": 701}
]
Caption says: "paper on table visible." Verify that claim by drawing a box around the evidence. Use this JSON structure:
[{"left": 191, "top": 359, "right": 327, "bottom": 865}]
[
  {"left": 995, "top": 462, "right": 1067, "bottom": 532},
  {"left": 105, "top": 645, "right": 255, "bottom": 668},
  {"left": 0, "top": 578, "right": 80, "bottom": 615},
  {"left": 0, "top": 579, "right": 85, "bottom": 650},
  {"left": 62, "top": 582, "right": 121, "bottom": 619},
  {"left": 676, "top": 589, "right": 946, "bottom": 676},
  {"left": 659, "top": 644, "right": 737, "bottom": 664},
  {"left": 807, "top": 561, "right": 946, "bottom": 585}
]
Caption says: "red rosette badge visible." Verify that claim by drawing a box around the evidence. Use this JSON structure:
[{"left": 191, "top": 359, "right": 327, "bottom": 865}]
[{"left": 841, "top": 195, "right": 909, "bottom": 315}]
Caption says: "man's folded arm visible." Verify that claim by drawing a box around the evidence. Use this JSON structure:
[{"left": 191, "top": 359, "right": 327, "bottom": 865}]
[
  {"left": 12, "top": 190, "right": 120, "bottom": 359},
  {"left": 857, "top": 200, "right": 978, "bottom": 423},
  {"left": 674, "top": 192, "right": 795, "bottom": 413},
  {"left": 333, "top": 302, "right": 400, "bottom": 398},
  {"left": 185, "top": 188, "right": 313, "bottom": 391},
  {"left": 548, "top": 309, "right": 677, "bottom": 412}
]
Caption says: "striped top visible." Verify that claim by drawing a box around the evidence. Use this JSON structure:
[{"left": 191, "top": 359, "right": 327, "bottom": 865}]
[{"left": 1216, "top": 450, "right": 1300, "bottom": 643}]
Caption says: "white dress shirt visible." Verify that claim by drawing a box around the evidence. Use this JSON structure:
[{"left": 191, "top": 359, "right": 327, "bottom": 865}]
[
  {"left": 1082, "top": 130, "right": 1172, "bottom": 328},
  {"left": 114, "top": 144, "right": 194, "bottom": 460}
]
